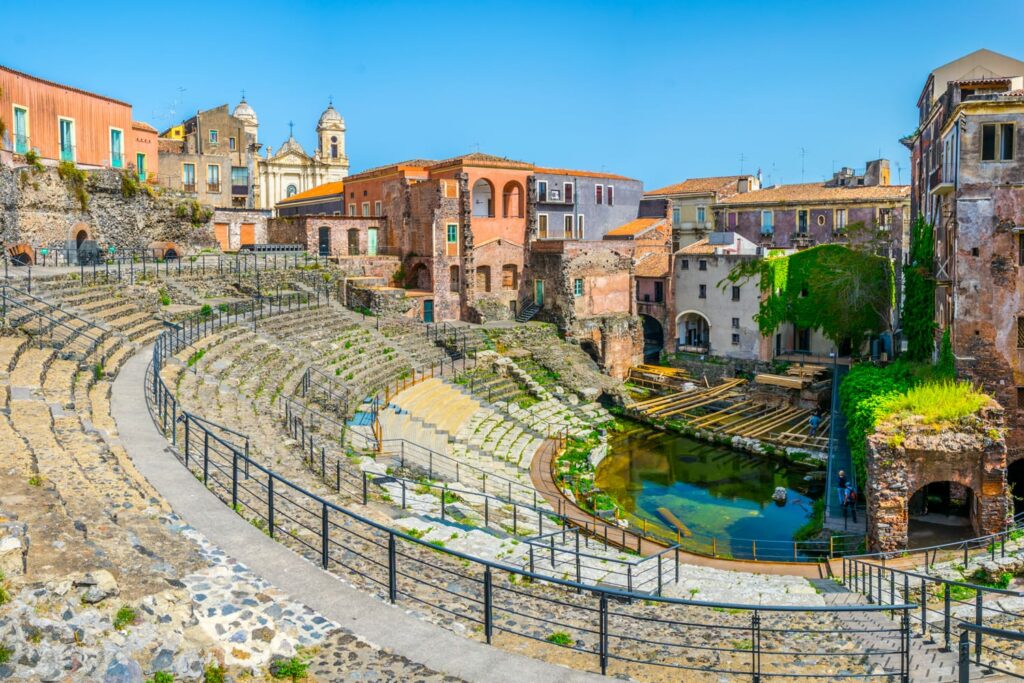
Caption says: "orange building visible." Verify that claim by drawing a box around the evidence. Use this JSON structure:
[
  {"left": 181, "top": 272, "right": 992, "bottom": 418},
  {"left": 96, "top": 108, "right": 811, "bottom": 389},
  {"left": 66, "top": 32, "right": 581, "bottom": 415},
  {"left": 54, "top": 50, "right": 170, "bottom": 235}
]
[{"left": 0, "top": 65, "right": 158, "bottom": 179}]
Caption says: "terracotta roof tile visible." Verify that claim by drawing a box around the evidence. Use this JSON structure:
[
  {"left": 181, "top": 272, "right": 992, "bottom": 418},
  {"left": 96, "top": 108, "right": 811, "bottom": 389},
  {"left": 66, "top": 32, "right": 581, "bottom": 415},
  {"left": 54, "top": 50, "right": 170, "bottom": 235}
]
[
  {"left": 605, "top": 218, "right": 664, "bottom": 237},
  {"left": 277, "top": 181, "right": 344, "bottom": 204},
  {"left": 427, "top": 152, "right": 533, "bottom": 170},
  {"left": 345, "top": 159, "right": 434, "bottom": 182},
  {"left": 677, "top": 239, "right": 715, "bottom": 255},
  {"left": 645, "top": 175, "right": 751, "bottom": 198},
  {"left": 131, "top": 121, "right": 158, "bottom": 133},
  {"left": 634, "top": 251, "right": 670, "bottom": 278},
  {"left": 716, "top": 182, "right": 910, "bottom": 206},
  {"left": 532, "top": 167, "right": 637, "bottom": 182}
]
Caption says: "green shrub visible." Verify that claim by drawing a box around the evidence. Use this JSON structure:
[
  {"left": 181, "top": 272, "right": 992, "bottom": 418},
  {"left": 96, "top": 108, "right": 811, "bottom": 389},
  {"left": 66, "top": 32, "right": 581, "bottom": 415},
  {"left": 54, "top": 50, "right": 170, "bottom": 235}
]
[
  {"left": 57, "top": 161, "right": 90, "bottom": 211},
  {"left": 0, "top": 646, "right": 10, "bottom": 664},
  {"left": 200, "top": 304, "right": 213, "bottom": 318},
  {"left": 24, "top": 149, "right": 44, "bottom": 173},
  {"left": 937, "top": 327, "right": 955, "bottom": 378}
]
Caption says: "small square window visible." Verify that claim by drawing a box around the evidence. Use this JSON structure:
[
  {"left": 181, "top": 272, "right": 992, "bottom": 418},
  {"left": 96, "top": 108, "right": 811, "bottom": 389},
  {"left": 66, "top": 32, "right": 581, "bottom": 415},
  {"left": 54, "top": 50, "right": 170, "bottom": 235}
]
[
  {"left": 574, "top": 279, "right": 584, "bottom": 297},
  {"left": 732, "top": 317, "right": 740, "bottom": 329},
  {"left": 698, "top": 284, "right": 707, "bottom": 299},
  {"left": 209, "top": 129, "right": 218, "bottom": 144},
  {"left": 731, "top": 333, "right": 740, "bottom": 345},
  {"left": 731, "top": 286, "right": 740, "bottom": 301},
  {"left": 698, "top": 260, "right": 707, "bottom": 271},
  {"left": 229, "top": 137, "right": 236, "bottom": 151},
  {"left": 681, "top": 259, "right": 689, "bottom": 270},
  {"left": 972, "top": 247, "right": 980, "bottom": 257},
  {"left": 447, "top": 224, "right": 458, "bottom": 243}
]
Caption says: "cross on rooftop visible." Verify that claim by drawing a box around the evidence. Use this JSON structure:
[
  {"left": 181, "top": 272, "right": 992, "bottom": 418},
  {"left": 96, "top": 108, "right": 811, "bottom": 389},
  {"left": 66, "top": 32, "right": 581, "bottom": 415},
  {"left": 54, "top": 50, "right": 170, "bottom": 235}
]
[{"left": 288, "top": 121, "right": 294, "bottom": 137}]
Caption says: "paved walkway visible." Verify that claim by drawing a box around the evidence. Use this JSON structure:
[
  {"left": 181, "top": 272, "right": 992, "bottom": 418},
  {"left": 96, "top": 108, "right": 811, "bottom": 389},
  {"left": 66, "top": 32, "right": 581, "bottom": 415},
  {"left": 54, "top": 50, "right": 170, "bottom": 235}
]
[
  {"left": 529, "top": 439, "right": 828, "bottom": 578},
  {"left": 110, "top": 346, "right": 602, "bottom": 683}
]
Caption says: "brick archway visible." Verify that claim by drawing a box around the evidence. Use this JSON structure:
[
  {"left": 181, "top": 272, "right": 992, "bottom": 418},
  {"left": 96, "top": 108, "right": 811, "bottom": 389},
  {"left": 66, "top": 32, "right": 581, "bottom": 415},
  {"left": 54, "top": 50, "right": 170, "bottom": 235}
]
[{"left": 866, "top": 419, "right": 1008, "bottom": 552}]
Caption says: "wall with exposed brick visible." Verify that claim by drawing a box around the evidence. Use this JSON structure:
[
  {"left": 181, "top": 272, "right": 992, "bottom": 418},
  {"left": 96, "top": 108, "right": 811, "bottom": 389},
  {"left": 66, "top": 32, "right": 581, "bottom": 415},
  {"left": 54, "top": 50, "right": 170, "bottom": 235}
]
[{"left": 865, "top": 401, "right": 1007, "bottom": 552}]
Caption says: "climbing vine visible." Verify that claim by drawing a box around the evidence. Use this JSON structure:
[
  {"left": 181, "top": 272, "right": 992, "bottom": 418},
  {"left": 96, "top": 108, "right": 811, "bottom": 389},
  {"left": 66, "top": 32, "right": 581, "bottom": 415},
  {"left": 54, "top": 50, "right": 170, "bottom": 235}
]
[
  {"left": 903, "top": 217, "right": 936, "bottom": 362},
  {"left": 723, "top": 244, "right": 894, "bottom": 352},
  {"left": 57, "top": 160, "right": 90, "bottom": 212}
]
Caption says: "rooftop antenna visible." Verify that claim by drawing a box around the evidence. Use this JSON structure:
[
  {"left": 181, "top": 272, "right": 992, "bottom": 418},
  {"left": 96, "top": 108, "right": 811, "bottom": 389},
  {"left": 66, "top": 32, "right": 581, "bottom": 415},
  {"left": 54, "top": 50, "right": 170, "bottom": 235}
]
[
  {"left": 473, "top": 142, "right": 481, "bottom": 153},
  {"left": 896, "top": 161, "right": 903, "bottom": 185},
  {"left": 800, "top": 147, "right": 806, "bottom": 182},
  {"left": 739, "top": 152, "right": 745, "bottom": 173}
]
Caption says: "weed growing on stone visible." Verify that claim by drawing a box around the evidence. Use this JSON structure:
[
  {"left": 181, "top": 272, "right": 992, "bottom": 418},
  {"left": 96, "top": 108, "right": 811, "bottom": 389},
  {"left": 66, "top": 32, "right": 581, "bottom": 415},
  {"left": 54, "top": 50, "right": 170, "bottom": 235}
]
[
  {"left": 203, "top": 663, "right": 226, "bottom": 683},
  {"left": 545, "top": 631, "right": 573, "bottom": 647},
  {"left": 732, "top": 639, "right": 753, "bottom": 651},
  {"left": 27, "top": 475, "right": 42, "bottom": 487},
  {"left": 147, "top": 672, "right": 174, "bottom": 683},
  {"left": 0, "top": 646, "right": 11, "bottom": 664},
  {"left": 113, "top": 605, "right": 137, "bottom": 630},
  {"left": 270, "top": 655, "right": 309, "bottom": 681}
]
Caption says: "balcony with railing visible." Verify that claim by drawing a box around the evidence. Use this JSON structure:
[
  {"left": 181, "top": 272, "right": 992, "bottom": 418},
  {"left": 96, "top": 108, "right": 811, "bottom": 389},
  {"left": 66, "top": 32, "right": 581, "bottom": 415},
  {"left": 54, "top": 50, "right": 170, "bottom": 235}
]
[
  {"left": 929, "top": 166, "right": 954, "bottom": 195},
  {"left": 182, "top": 182, "right": 197, "bottom": 194},
  {"left": 207, "top": 182, "right": 222, "bottom": 193},
  {"left": 637, "top": 297, "right": 666, "bottom": 317},
  {"left": 790, "top": 231, "right": 815, "bottom": 248}
]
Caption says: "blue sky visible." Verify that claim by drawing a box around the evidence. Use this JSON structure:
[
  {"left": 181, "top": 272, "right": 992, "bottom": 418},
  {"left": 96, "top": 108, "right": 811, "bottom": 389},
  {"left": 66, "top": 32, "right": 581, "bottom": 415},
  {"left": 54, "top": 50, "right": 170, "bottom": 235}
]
[{"left": 6, "top": 1, "right": 1024, "bottom": 188}]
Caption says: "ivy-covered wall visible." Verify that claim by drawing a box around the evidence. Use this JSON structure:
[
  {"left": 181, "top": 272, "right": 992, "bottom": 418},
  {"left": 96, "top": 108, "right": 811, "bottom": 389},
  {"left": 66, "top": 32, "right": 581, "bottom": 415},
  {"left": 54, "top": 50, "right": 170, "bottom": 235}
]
[{"left": 725, "top": 244, "right": 894, "bottom": 352}]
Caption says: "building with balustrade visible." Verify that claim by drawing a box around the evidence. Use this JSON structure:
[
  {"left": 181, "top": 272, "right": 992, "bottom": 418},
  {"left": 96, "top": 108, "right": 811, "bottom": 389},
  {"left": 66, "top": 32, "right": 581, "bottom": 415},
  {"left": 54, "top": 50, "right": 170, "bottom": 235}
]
[{"left": 0, "top": 64, "right": 158, "bottom": 179}]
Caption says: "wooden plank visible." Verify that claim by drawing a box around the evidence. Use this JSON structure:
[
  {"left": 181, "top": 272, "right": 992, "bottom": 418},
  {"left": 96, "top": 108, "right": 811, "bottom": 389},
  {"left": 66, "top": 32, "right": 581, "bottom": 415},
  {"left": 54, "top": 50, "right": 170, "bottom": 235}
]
[
  {"left": 754, "top": 373, "right": 809, "bottom": 389},
  {"left": 657, "top": 507, "right": 692, "bottom": 537}
]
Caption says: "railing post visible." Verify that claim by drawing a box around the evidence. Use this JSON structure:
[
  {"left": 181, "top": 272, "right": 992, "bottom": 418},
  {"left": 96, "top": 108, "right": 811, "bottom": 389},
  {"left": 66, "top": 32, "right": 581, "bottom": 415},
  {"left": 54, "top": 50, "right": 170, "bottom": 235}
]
[
  {"left": 203, "top": 431, "right": 209, "bottom": 484},
  {"left": 901, "top": 609, "right": 910, "bottom": 683},
  {"left": 944, "top": 583, "right": 952, "bottom": 651},
  {"left": 321, "top": 503, "right": 329, "bottom": 569},
  {"left": 598, "top": 593, "right": 608, "bottom": 675},
  {"left": 184, "top": 415, "right": 190, "bottom": 467},
  {"left": 483, "top": 567, "right": 493, "bottom": 644},
  {"left": 388, "top": 532, "right": 398, "bottom": 603},
  {"left": 231, "top": 450, "right": 238, "bottom": 511},
  {"left": 268, "top": 474, "right": 275, "bottom": 538},
  {"left": 752, "top": 610, "right": 761, "bottom": 683},
  {"left": 362, "top": 471, "right": 368, "bottom": 505},
  {"left": 975, "top": 591, "right": 983, "bottom": 665},
  {"left": 958, "top": 629, "right": 971, "bottom": 683}
]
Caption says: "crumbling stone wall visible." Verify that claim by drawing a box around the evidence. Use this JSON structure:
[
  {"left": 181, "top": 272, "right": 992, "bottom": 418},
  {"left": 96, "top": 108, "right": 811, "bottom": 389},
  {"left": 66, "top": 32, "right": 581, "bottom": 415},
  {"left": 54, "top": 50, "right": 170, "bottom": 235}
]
[
  {"left": 576, "top": 315, "right": 643, "bottom": 380},
  {"left": 0, "top": 163, "right": 214, "bottom": 250},
  {"left": 345, "top": 279, "right": 416, "bottom": 317},
  {"left": 865, "top": 401, "right": 1008, "bottom": 552}
]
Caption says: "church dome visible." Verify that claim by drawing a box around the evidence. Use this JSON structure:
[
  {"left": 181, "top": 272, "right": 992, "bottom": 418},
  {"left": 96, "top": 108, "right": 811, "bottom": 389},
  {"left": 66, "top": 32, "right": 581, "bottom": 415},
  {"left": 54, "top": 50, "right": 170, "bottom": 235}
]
[
  {"left": 317, "top": 103, "right": 344, "bottom": 129},
  {"left": 233, "top": 97, "right": 258, "bottom": 125}
]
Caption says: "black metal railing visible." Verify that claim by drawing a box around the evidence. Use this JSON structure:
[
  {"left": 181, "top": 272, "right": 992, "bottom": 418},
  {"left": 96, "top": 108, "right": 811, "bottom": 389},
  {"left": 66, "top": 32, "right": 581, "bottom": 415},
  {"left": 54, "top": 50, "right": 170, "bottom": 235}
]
[
  {"left": 145, "top": 301, "right": 917, "bottom": 680},
  {"left": 843, "top": 556, "right": 1024, "bottom": 656},
  {"left": 958, "top": 622, "right": 1024, "bottom": 680}
]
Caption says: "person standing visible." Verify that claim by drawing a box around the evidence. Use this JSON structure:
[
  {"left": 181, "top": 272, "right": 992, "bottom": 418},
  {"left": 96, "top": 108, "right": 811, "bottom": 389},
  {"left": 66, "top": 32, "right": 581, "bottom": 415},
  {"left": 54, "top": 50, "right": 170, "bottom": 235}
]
[
  {"left": 809, "top": 412, "right": 821, "bottom": 438},
  {"left": 837, "top": 470, "right": 847, "bottom": 508}
]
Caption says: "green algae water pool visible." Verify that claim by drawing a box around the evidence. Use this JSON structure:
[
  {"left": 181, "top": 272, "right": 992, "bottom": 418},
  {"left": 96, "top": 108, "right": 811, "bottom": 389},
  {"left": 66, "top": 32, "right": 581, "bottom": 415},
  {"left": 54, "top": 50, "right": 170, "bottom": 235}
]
[{"left": 595, "top": 422, "right": 825, "bottom": 561}]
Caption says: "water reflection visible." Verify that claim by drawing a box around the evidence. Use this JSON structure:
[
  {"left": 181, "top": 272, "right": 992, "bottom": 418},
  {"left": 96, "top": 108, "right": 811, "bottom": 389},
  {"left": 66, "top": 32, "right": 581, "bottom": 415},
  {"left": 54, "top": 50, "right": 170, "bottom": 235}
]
[{"left": 596, "top": 424, "right": 823, "bottom": 552}]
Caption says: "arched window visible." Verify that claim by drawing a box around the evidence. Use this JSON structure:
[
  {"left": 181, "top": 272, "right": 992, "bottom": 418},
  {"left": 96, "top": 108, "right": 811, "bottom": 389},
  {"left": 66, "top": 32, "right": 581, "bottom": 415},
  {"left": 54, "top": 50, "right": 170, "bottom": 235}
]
[
  {"left": 330, "top": 136, "right": 338, "bottom": 159},
  {"left": 286, "top": 184, "right": 298, "bottom": 198},
  {"left": 472, "top": 179, "right": 494, "bottom": 217},
  {"left": 502, "top": 181, "right": 524, "bottom": 218}
]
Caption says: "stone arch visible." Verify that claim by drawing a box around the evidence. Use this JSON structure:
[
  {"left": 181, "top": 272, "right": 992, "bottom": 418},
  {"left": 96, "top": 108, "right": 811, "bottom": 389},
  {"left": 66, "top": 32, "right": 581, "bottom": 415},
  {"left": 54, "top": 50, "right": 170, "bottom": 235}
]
[
  {"left": 410, "top": 262, "right": 431, "bottom": 290},
  {"left": 907, "top": 480, "right": 977, "bottom": 548},
  {"left": 1010, "top": 459, "right": 1024, "bottom": 516},
  {"left": 472, "top": 179, "right": 494, "bottom": 218},
  {"left": 501, "top": 180, "right": 524, "bottom": 218},
  {"left": 676, "top": 310, "right": 710, "bottom": 351},
  {"left": 72, "top": 223, "right": 91, "bottom": 250}
]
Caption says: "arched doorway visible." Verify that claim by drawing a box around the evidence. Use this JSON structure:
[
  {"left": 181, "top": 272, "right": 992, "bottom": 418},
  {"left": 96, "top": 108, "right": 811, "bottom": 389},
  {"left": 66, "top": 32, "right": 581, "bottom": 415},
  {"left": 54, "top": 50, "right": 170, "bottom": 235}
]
[
  {"left": 472, "top": 179, "right": 494, "bottom": 217},
  {"left": 502, "top": 181, "right": 524, "bottom": 218},
  {"left": 676, "top": 311, "right": 710, "bottom": 352},
  {"left": 318, "top": 226, "right": 331, "bottom": 256},
  {"left": 1009, "top": 459, "right": 1024, "bottom": 516},
  {"left": 75, "top": 229, "right": 88, "bottom": 250},
  {"left": 410, "top": 263, "right": 431, "bottom": 290},
  {"left": 907, "top": 481, "right": 976, "bottom": 547},
  {"left": 640, "top": 314, "right": 664, "bottom": 362}
]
